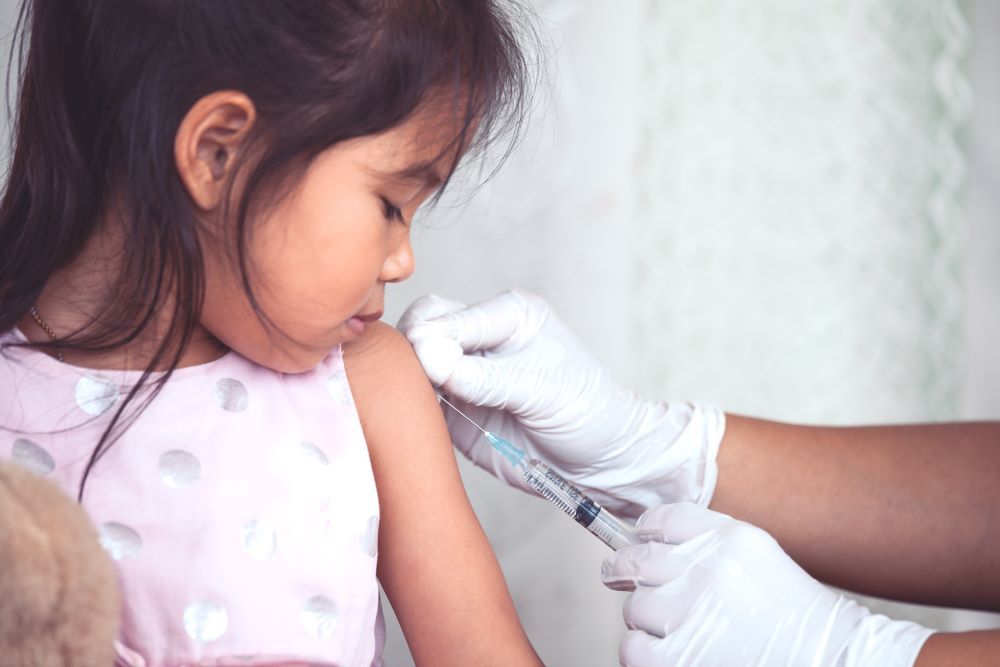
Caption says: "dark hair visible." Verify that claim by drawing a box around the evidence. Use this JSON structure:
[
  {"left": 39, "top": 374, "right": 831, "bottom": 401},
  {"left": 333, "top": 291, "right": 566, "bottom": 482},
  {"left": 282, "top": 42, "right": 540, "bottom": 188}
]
[{"left": 0, "top": 0, "right": 534, "bottom": 499}]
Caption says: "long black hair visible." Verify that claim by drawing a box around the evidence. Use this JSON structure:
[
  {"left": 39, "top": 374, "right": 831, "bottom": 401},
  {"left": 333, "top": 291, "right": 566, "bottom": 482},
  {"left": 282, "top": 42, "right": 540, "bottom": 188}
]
[{"left": 0, "top": 0, "right": 534, "bottom": 499}]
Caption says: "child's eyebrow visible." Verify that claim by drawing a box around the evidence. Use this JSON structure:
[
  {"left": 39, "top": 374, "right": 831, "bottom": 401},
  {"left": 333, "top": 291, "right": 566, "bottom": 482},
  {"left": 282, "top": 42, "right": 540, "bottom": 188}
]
[{"left": 379, "top": 160, "right": 444, "bottom": 188}]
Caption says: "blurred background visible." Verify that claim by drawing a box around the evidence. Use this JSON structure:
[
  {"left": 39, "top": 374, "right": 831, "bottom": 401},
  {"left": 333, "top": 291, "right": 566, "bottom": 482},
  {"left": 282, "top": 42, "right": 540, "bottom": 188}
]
[
  {"left": 380, "top": 0, "right": 1000, "bottom": 664},
  {"left": 0, "top": 0, "right": 995, "bottom": 665}
]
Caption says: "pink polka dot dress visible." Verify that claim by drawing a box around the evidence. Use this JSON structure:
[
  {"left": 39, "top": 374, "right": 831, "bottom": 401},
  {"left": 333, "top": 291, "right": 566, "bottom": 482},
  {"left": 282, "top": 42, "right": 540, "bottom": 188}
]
[{"left": 0, "top": 328, "right": 385, "bottom": 666}]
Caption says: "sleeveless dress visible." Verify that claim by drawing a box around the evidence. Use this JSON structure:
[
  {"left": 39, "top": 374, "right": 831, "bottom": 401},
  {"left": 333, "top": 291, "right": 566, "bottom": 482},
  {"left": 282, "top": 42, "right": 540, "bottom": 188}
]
[{"left": 0, "top": 328, "right": 385, "bottom": 666}]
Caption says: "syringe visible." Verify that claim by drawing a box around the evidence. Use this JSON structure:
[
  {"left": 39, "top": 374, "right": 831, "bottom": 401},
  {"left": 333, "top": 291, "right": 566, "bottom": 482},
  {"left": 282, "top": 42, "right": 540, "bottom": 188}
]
[{"left": 439, "top": 396, "right": 638, "bottom": 550}]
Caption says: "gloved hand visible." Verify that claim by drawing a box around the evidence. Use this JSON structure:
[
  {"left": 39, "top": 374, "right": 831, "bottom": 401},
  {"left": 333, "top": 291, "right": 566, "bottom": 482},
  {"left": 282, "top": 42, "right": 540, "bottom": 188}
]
[
  {"left": 602, "top": 503, "right": 935, "bottom": 667},
  {"left": 397, "top": 290, "right": 726, "bottom": 518}
]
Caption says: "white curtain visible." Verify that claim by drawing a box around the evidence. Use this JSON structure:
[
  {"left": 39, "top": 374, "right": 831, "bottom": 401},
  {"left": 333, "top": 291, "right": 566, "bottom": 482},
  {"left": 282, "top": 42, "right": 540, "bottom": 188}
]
[
  {"left": 384, "top": 1, "right": 1000, "bottom": 663},
  {"left": 630, "top": 0, "right": 1000, "bottom": 638},
  {"left": 634, "top": 0, "right": 970, "bottom": 424}
]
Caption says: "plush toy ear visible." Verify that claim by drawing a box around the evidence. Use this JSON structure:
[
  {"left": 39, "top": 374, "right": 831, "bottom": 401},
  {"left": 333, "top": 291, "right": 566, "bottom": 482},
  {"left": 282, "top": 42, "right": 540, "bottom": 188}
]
[{"left": 0, "top": 462, "right": 120, "bottom": 667}]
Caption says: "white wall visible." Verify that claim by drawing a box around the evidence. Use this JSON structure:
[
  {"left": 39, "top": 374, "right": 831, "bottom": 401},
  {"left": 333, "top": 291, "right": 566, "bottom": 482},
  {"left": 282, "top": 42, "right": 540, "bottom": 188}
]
[{"left": 964, "top": 0, "right": 1000, "bottom": 419}]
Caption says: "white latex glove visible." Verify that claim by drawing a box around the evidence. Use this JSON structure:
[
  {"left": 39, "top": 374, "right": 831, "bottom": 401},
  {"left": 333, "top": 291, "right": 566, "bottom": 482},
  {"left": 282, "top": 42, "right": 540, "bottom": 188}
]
[
  {"left": 602, "top": 503, "right": 934, "bottom": 667},
  {"left": 397, "top": 290, "right": 726, "bottom": 519}
]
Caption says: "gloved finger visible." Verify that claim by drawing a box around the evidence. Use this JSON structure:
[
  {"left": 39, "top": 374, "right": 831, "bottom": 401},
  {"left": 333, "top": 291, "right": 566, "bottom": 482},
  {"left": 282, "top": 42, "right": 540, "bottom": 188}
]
[
  {"left": 410, "top": 337, "right": 464, "bottom": 387},
  {"left": 405, "top": 289, "right": 547, "bottom": 355},
  {"left": 622, "top": 583, "right": 700, "bottom": 640},
  {"left": 635, "top": 502, "right": 734, "bottom": 544},
  {"left": 439, "top": 354, "right": 545, "bottom": 412},
  {"left": 601, "top": 542, "right": 689, "bottom": 591},
  {"left": 619, "top": 630, "right": 669, "bottom": 667},
  {"left": 396, "top": 294, "right": 467, "bottom": 336}
]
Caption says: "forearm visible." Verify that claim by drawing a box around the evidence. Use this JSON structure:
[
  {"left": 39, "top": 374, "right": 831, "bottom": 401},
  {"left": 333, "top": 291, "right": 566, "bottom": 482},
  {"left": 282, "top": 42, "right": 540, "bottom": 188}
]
[
  {"left": 377, "top": 507, "right": 541, "bottom": 666},
  {"left": 916, "top": 630, "right": 1000, "bottom": 665},
  {"left": 710, "top": 416, "right": 1000, "bottom": 609}
]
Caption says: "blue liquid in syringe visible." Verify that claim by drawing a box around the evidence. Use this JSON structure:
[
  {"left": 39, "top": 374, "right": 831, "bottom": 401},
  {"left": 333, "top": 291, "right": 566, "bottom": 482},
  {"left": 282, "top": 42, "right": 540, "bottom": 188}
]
[{"left": 438, "top": 395, "right": 637, "bottom": 550}]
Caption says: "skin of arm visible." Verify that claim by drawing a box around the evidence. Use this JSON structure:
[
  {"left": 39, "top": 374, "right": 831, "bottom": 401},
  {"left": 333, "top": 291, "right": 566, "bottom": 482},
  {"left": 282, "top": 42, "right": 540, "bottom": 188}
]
[
  {"left": 915, "top": 630, "right": 1000, "bottom": 666},
  {"left": 343, "top": 322, "right": 542, "bottom": 667},
  {"left": 711, "top": 416, "right": 1000, "bottom": 611}
]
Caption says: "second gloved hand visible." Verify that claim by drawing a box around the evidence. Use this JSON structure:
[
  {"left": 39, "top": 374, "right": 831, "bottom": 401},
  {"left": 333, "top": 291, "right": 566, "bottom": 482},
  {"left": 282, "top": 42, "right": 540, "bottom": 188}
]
[
  {"left": 398, "top": 290, "right": 726, "bottom": 518},
  {"left": 602, "top": 504, "right": 934, "bottom": 667}
]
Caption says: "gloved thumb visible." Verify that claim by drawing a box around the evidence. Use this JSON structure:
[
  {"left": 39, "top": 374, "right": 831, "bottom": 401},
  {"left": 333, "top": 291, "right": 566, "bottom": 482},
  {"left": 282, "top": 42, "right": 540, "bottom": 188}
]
[
  {"left": 397, "top": 294, "right": 467, "bottom": 336},
  {"left": 410, "top": 337, "right": 464, "bottom": 387}
]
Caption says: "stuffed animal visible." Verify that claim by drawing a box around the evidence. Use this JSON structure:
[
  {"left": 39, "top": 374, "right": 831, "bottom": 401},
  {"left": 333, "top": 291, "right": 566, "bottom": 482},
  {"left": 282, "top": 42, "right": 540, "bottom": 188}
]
[{"left": 0, "top": 460, "right": 120, "bottom": 666}]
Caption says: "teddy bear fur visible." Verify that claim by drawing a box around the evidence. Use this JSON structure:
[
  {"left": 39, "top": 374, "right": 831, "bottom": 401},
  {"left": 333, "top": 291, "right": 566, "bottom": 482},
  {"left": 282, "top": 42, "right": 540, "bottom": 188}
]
[{"left": 0, "top": 460, "right": 120, "bottom": 667}]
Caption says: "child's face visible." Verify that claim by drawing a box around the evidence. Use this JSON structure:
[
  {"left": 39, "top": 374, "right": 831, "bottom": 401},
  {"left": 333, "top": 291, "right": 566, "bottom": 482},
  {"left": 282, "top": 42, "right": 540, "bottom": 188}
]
[{"left": 199, "top": 111, "right": 455, "bottom": 373}]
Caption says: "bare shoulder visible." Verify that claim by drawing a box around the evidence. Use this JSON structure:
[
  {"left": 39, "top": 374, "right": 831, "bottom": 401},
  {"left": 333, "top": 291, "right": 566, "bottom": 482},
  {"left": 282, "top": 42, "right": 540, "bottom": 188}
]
[
  {"left": 342, "top": 321, "right": 417, "bottom": 376},
  {"left": 341, "top": 321, "right": 439, "bottom": 432}
]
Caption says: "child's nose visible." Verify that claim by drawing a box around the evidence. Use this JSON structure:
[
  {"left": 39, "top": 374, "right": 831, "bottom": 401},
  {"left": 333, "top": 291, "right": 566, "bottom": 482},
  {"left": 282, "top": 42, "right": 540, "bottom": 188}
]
[{"left": 381, "top": 237, "right": 415, "bottom": 284}]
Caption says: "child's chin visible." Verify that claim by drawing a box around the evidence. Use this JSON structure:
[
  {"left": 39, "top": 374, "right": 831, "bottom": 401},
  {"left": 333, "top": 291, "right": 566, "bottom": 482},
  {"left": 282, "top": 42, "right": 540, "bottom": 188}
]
[
  {"left": 246, "top": 345, "right": 330, "bottom": 374},
  {"left": 276, "top": 354, "right": 329, "bottom": 374}
]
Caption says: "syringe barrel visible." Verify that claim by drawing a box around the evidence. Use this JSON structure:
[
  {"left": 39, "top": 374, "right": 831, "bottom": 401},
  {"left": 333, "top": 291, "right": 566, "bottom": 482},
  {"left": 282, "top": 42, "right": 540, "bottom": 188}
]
[{"left": 521, "top": 459, "right": 637, "bottom": 550}]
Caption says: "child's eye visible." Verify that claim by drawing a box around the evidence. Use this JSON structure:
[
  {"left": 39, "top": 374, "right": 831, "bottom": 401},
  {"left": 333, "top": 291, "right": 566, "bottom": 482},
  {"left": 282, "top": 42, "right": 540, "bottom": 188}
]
[{"left": 380, "top": 197, "right": 404, "bottom": 224}]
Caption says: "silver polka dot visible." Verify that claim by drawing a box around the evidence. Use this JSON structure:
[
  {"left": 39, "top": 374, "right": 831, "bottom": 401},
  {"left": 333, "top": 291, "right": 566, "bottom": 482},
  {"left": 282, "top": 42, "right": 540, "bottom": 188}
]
[
  {"left": 11, "top": 438, "right": 55, "bottom": 476},
  {"left": 98, "top": 522, "right": 142, "bottom": 560},
  {"left": 325, "top": 370, "right": 353, "bottom": 406},
  {"left": 360, "top": 515, "right": 379, "bottom": 558},
  {"left": 301, "top": 595, "right": 339, "bottom": 638},
  {"left": 75, "top": 375, "right": 118, "bottom": 416},
  {"left": 241, "top": 519, "right": 276, "bottom": 560},
  {"left": 158, "top": 450, "right": 201, "bottom": 488},
  {"left": 298, "top": 441, "right": 330, "bottom": 467},
  {"left": 183, "top": 600, "right": 228, "bottom": 643},
  {"left": 214, "top": 378, "right": 248, "bottom": 412}
]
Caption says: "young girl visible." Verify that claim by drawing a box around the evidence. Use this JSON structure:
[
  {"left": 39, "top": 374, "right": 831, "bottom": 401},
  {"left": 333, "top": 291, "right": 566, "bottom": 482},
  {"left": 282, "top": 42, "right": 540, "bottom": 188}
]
[{"left": 0, "top": 1, "right": 542, "bottom": 665}]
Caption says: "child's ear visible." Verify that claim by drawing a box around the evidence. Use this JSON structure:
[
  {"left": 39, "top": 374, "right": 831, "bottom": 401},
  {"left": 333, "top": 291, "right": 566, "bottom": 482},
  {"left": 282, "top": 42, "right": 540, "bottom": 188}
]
[{"left": 174, "top": 90, "right": 257, "bottom": 210}]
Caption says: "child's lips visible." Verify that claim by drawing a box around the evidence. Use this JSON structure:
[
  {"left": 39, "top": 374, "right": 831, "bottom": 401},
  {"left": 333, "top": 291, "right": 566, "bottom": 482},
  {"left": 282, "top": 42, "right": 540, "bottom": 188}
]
[
  {"left": 345, "top": 311, "right": 382, "bottom": 336},
  {"left": 345, "top": 318, "right": 366, "bottom": 335}
]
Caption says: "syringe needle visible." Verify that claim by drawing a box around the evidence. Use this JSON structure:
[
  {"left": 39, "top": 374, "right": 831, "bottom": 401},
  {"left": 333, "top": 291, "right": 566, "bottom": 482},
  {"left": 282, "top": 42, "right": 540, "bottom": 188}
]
[
  {"left": 437, "top": 394, "right": 489, "bottom": 436},
  {"left": 438, "top": 393, "right": 636, "bottom": 550},
  {"left": 437, "top": 394, "right": 523, "bottom": 465}
]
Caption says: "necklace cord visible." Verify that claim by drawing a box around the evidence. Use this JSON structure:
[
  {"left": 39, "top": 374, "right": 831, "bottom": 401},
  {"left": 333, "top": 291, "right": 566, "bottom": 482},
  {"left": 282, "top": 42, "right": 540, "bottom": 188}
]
[{"left": 28, "top": 306, "right": 65, "bottom": 363}]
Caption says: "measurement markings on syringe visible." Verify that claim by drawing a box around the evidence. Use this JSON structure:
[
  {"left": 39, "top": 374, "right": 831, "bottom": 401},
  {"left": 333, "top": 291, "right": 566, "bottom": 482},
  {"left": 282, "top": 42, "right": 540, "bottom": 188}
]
[
  {"left": 524, "top": 466, "right": 600, "bottom": 528},
  {"left": 524, "top": 469, "right": 577, "bottom": 518},
  {"left": 546, "top": 468, "right": 582, "bottom": 501}
]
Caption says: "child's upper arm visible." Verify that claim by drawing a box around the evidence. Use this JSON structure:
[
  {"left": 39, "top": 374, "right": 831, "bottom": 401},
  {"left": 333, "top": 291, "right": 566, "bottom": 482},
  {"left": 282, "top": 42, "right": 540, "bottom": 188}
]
[{"left": 343, "top": 322, "right": 541, "bottom": 667}]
